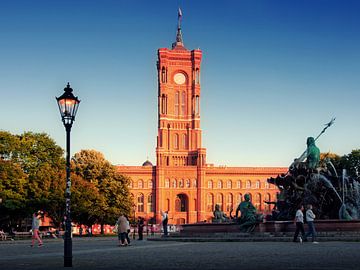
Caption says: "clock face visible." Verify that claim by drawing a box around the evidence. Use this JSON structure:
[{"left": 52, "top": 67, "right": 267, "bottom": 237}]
[{"left": 173, "top": 73, "right": 186, "bottom": 85}]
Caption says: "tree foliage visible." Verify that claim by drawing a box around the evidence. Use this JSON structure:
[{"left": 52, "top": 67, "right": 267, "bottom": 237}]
[{"left": 72, "top": 150, "right": 132, "bottom": 227}]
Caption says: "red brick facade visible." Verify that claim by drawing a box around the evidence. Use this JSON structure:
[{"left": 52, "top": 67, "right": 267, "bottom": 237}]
[{"left": 117, "top": 17, "right": 287, "bottom": 224}]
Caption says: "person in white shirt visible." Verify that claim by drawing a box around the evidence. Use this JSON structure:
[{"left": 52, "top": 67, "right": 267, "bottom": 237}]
[
  {"left": 304, "top": 204, "right": 318, "bottom": 243},
  {"left": 293, "top": 205, "right": 305, "bottom": 243},
  {"left": 160, "top": 210, "right": 168, "bottom": 236}
]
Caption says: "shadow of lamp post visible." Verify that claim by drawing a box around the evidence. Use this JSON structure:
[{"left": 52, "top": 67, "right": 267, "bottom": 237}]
[{"left": 56, "top": 83, "right": 80, "bottom": 267}]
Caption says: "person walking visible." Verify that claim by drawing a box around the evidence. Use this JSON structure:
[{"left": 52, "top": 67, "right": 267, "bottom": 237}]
[
  {"left": 293, "top": 205, "right": 305, "bottom": 243},
  {"left": 31, "top": 211, "right": 43, "bottom": 247},
  {"left": 161, "top": 210, "right": 168, "bottom": 236},
  {"left": 124, "top": 215, "right": 131, "bottom": 246},
  {"left": 117, "top": 214, "right": 130, "bottom": 246},
  {"left": 137, "top": 217, "right": 144, "bottom": 240},
  {"left": 304, "top": 204, "right": 318, "bottom": 244}
]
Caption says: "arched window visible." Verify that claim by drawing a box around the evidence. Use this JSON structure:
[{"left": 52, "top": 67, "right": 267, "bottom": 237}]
[
  {"left": 256, "top": 180, "right": 260, "bottom": 189},
  {"left": 195, "top": 95, "right": 200, "bottom": 115},
  {"left": 181, "top": 91, "right": 186, "bottom": 115},
  {"left": 165, "top": 179, "right": 170, "bottom": 188},
  {"left": 166, "top": 198, "right": 170, "bottom": 212},
  {"left": 255, "top": 193, "right": 261, "bottom": 210},
  {"left": 148, "top": 180, "right": 153, "bottom": 189},
  {"left": 172, "top": 179, "right": 177, "bottom": 188},
  {"left": 138, "top": 180, "right": 143, "bottom": 189},
  {"left": 147, "top": 194, "right": 154, "bottom": 212},
  {"left": 227, "top": 180, "right": 232, "bottom": 189},
  {"left": 161, "top": 67, "right": 166, "bottom": 83},
  {"left": 236, "top": 180, "right": 242, "bottom": 189},
  {"left": 226, "top": 193, "right": 233, "bottom": 211},
  {"left": 265, "top": 193, "right": 271, "bottom": 212},
  {"left": 185, "top": 179, "right": 190, "bottom": 188},
  {"left": 207, "top": 193, "right": 214, "bottom": 212},
  {"left": 217, "top": 180, "right": 223, "bottom": 189},
  {"left": 175, "top": 91, "right": 180, "bottom": 115},
  {"left": 195, "top": 68, "right": 200, "bottom": 84},
  {"left": 265, "top": 181, "right": 270, "bottom": 189},
  {"left": 216, "top": 193, "right": 224, "bottom": 211},
  {"left": 208, "top": 180, "right": 213, "bottom": 189},
  {"left": 174, "top": 134, "right": 179, "bottom": 149},
  {"left": 179, "top": 179, "right": 184, "bottom": 188},
  {"left": 246, "top": 180, "right": 251, "bottom": 189},
  {"left": 137, "top": 193, "right": 144, "bottom": 212},
  {"left": 236, "top": 193, "right": 243, "bottom": 204},
  {"left": 175, "top": 194, "right": 187, "bottom": 212},
  {"left": 193, "top": 179, "right": 197, "bottom": 187},
  {"left": 129, "top": 181, "right": 133, "bottom": 188},
  {"left": 182, "top": 134, "right": 187, "bottom": 149},
  {"left": 161, "top": 94, "right": 167, "bottom": 114}
]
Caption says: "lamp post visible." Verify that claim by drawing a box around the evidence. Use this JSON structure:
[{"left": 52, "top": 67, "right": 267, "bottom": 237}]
[{"left": 56, "top": 83, "right": 80, "bottom": 267}]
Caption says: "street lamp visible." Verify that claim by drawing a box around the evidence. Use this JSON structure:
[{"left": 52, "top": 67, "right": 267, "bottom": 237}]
[{"left": 56, "top": 83, "right": 80, "bottom": 267}]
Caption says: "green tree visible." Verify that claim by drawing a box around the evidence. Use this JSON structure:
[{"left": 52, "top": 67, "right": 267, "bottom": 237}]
[
  {"left": 0, "top": 159, "right": 28, "bottom": 226},
  {"left": 72, "top": 150, "right": 132, "bottom": 233},
  {"left": 339, "top": 149, "right": 360, "bottom": 179},
  {"left": 0, "top": 131, "right": 66, "bottom": 228}
]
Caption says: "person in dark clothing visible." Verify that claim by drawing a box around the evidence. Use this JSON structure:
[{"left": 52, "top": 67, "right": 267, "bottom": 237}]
[
  {"left": 293, "top": 205, "right": 305, "bottom": 243},
  {"left": 137, "top": 217, "right": 144, "bottom": 240}
]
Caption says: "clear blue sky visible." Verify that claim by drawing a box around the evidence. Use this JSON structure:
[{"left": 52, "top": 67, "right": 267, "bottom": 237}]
[{"left": 1, "top": 0, "right": 359, "bottom": 167}]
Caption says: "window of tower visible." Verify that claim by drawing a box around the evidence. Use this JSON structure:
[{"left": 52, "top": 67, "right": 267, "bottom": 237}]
[
  {"left": 181, "top": 91, "right": 186, "bottom": 115},
  {"left": 161, "top": 67, "right": 166, "bottom": 83},
  {"left": 195, "top": 68, "right": 200, "bottom": 84},
  {"left": 161, "top": 94, "right": 166, "bottom": 114},
  {"left": 165, "top": 179, "right": 170, "bottom": 188},
  {"left": 195, "top": 95, "right": 200, "bottom": 115},
  {"left": 175, "top": 91, "right": 180, "bottom": 115}
]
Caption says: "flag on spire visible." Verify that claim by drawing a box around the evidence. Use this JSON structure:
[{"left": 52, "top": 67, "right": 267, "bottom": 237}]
[{"left": 178, "top": 7, "right": 182, "bottom": 18}]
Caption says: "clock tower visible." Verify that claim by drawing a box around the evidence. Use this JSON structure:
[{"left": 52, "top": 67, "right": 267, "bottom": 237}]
[
  {"left": 156, "top": 17, "right": 205, "bottom": 167},
  {"left": 154, "top": 10, "right": 207, "bottom": 223}
]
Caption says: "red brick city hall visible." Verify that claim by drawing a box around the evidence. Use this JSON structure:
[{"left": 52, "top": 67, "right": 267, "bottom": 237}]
[{"left": 117, "top": 16, "right": 286, "bottom": 225}]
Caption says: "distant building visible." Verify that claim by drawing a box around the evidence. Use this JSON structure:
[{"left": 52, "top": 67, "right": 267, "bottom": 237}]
[{"left": 117, "top": 12, "right": 286, "bottom": 224}]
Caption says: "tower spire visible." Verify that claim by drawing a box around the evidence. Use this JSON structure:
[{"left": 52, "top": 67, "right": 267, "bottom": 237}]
[{"left": 172, "top": 7, "right": 185, "bottom": 49}]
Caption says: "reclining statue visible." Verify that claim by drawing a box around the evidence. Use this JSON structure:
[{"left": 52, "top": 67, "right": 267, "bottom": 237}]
[{"left": 212, "top": 204, "right": 230, "bottom": 223}]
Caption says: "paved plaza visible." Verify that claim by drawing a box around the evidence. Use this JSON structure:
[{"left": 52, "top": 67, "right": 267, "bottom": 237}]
[{"left": 1, "top": 236, "right": 359, "bottom": 270}]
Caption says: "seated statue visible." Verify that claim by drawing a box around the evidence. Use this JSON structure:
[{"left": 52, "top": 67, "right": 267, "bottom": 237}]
[
  {"left": 212, "top": 204, "right": 229, "bottom": 223},
  {"left": 235, "top": 194, "right": 262, "bottom": 232}
]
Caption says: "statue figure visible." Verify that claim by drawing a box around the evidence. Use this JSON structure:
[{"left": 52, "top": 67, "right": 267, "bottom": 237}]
[
  {"left": 306, "top": 137, "right": 320, "bottom": 170},
  {"left": 235, "top": 194, "right": 261, "bottom": 232},
  {"left": 212, "top": 204, "right": 229, "bottom": 223}
]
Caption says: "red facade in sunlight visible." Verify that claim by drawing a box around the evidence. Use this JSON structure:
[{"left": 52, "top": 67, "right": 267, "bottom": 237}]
[{"left": 117, "top": 18, "right": 287, "bottom": 225}]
